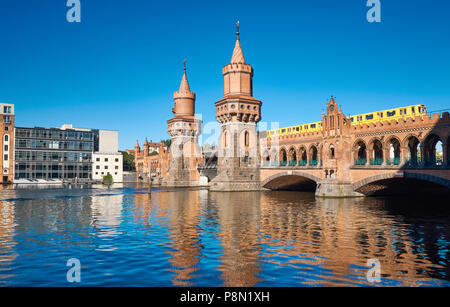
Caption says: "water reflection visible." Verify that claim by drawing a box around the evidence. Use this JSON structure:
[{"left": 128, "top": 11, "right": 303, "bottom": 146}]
[{"left": 0, "top": 184, "right": 448, "bottom": 286}]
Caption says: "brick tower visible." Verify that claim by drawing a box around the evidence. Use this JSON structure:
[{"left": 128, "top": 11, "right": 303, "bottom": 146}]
[
  {"left": 162, "top": 61, "right": 202, "bottom": 187},
  {"left": 210, "top": 22, "right": 262, "bottom": 191},
  {"left": 315, "top": 97, "right": 360, "bottom": 197}
]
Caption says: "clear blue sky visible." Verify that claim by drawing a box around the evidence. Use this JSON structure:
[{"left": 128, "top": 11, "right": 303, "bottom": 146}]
[{"left": 1, "top": 0, "right": 449, "bottom": 150}]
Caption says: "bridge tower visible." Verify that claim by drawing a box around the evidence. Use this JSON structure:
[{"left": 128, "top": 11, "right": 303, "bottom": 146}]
[
  {"left": 316, "top": 97, "right": 362, "bottom": 197},
  {"left": 161, "top": 61, "right": 202, "bottom": 187},
  {"left": 210, "top": 22, "right": 262, "bottom": 191}
]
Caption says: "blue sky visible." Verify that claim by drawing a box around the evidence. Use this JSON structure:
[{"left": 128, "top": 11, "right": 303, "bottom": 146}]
[{"left": 0, "top": 0, "right": 449, "bottom": 150}]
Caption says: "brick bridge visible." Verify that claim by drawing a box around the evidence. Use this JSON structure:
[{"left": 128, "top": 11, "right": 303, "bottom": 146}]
[{"left": 258, "top": 98, "right": 450, "bottom": 197}]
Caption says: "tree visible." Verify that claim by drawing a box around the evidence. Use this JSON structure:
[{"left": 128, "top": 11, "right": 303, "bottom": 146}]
[
  {"left": 161, "top": 139, "right": 172, "bottom": 148},
  {"left": 121, "top": 151, "right": 136, "bottom": 172}
]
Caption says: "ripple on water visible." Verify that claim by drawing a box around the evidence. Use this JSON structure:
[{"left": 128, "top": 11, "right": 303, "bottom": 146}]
[{"left": 0, "top": 184, "right": 449, "bottom": 286}]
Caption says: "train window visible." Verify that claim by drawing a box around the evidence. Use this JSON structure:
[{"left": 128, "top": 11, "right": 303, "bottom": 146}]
[
  {"left": 281, "top": 129, "right": 286, "bottom": 133},
  {"left": 366, "top": 114, "right": 374, "bottom": 120},
  {"left": 296, "top": 127, "right": 299, "bottom": 132},
  {"left": 387, "top": 111, "right": 396, "bottom": 117},
  {"left": 404, "top": 109, "right": 407, "bottom": 114},
  {"left": 311, "top": 124, "right": 316, "bottom": 128},
  {"left": 412, "top": 107, "right": 415, "bottom": 113},
  {"left": 350, "top": 117, "right": 354, "bottom": 122}
]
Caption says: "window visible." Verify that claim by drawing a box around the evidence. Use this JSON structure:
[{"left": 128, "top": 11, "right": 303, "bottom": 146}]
[
  {"left": 387, "top": 111, "right": 396, "bottom": 117},
  {"left": 105, "top": 166, "right": 108, "bottom": 169},
  {"left": 4, "top": 135, "right": 8, "bottom": 142},
  {"left": 366, "top": 114, "right": 374, "bottom": 120},
  {"left": 96, "top": 158, "right": 100, "bottom": 162},
  {"left": 3, "top": 116, "right": 11, "bottom": 124},
  {"left": 4, "top": 154, "right": 8, "bottom": 161},
  {"left": 310, "top": 124, "right": 316, "bottom": 128},
  {"left": 115, "top": 158, "right": 119, "bottom": 162},
  {"left": 115, "top": 166, "right": 119, "bottom": 170},
  {"left": 411, "top": 107, "right": 415, "bottom": 113},
  {"left": 4, "top": 127, "right": 8, "bottom": 132},
  {"left": 105, "top": 158, "right": 108, "bottom": 162},
  {"left": 95, "top": 172, "right": 98, "bottom": 175},
  {"left": 96, "top": 165, "right": 100, "bottom": 169},
  {"left": 3, "top": 106, "right": 11, "bottom": 114},
  {"left": 4, "top": 145, "right": 8, "bottom": 151}
]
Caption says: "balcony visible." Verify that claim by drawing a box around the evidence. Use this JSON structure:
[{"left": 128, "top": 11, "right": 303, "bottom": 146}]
[{"left": 298, "top": 160, "right": 307, "bottom": 167}]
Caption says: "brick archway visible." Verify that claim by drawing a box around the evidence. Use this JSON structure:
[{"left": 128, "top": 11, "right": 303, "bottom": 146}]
[
  {"left": 261, "top": 170, "right": 321, "bottom": 188},
  {"left": 352, "top": 172, "right": 450, "bottom": 191}
]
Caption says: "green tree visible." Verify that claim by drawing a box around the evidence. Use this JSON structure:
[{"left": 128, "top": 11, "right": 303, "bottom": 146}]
[
  {"left": 121, "top": 151, "right": 136, "bottom": 172},
  {"left": 161, "top": 139, "right": 172, "bottom": 148}
]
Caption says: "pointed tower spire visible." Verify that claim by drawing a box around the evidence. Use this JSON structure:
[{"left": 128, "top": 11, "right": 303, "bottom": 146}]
[
  {"left": 173, "top": 60, "right": 196, "bottom": 116},
  {"left": 178, "top": 59, "right": 191, "bottom": 93},
  {"left": 231, "top": 21, "right": 246, "bottom": 64}
]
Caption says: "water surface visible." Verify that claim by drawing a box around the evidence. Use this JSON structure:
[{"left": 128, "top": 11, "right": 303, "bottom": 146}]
[{"left": 0, "top": 184, "right": 449, "bottom": 286}]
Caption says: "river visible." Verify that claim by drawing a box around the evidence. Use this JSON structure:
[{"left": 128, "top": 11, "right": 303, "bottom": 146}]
[{"left": 0, "top": 184, "right": 448, "bottom": 286}]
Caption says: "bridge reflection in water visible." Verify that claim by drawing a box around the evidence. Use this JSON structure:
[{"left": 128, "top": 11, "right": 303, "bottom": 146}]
[
  {"left": 151, "top": 188, "right": 449, "bottom": 286},
  {"left": 0, "top": 185, "right": 449, "bottom": 286}
]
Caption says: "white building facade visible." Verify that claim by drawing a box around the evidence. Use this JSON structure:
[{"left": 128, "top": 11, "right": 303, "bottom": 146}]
[{"left": 92, "top": 130, "right": 123, "bottom": 183}]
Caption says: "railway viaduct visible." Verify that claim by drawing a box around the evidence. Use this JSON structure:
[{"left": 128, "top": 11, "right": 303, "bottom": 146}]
[{"left": 258, "top": 98, "right": 450, "bottom": 197}]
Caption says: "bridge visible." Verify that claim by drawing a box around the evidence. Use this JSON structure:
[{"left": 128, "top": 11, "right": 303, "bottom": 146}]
[{"left": 259, "top": 99, "right": 450, "bottom": 197}]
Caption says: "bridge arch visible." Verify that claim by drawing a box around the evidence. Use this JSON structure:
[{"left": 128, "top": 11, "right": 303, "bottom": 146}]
[
  {"left": 403, "top": 134, "right": 421, "bottom": 165},
  {"left": 422, "top": 132, "right": 445, "bottom": 166},
  {"left": 384, "top": 136, "right": 401, "bottom": 163},
  {"left": 262, "top": 171, "right": 321, "bottom": 191},
  {"left": 352, "top": 172, "right": 450, "bottom": 196},
  {"left": 308, "top": 144, "right": 318, "bottom": 163},
  {"left": 353, "top": 139, "right": 367, "bottom": 163}
]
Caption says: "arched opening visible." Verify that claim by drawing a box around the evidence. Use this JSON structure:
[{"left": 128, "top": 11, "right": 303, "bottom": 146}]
[
  {"left": 447, "top": 136, "right": 450, "bottom": 165},
  {"left": 369, "top": 139, "right": 383, "bottom": 165},
  {"left": 386, "top": 137, "right": 401, "bottom": 165},
  {"left": 298, "top": 146, "right": 307, "bottom": 166},
  {"left": 405, "top": 135, "right": 421, "bottom": 166},
  {"left": 354, "top": 140, "right": 367, "bottom": 165},
  {"left": 262, "top": 172, "right": 319, "bottom": 192},
  {"left": 355, "top": 174, "right": 449, "bottom": 196},
  {"left": 223, "top": 131, "right": 228, "bottom": 148},
  {"left": 270, "top": 149, "right": 278, "bottom": 167},
  {"left": 329, "top": 144, "right": 335, "bottom": 159},
  {"left": 279, "top": 148, "right": 287, "bottom": 166},
  {"left": 309, "top": 145, "right": 318, "bottom": 166},
  {"left": 262, "top": 150, "right": 270, "bottom": 167},
  {"left": 288, "top": 147, "right": 297, "bottom": 166},
  {"left": 423, "top": 134, "right": 444, "bottom": 167},
  {"left": 244, "top": 130, "right": 250, "bottom": 147}
]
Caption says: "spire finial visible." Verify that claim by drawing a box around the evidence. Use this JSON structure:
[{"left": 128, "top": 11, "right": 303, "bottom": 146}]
[
  {"left": 236, "top": 21, "right": 240, "bottom": 39},
  {"left": 183, "top": 59, "right": 186, "bottom": 72}
]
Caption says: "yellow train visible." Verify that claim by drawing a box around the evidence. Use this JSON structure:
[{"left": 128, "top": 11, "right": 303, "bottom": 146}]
[{"left": 266, "top": 104, "right": 427, "bottom": 138}]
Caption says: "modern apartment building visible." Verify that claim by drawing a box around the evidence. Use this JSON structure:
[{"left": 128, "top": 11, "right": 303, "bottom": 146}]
[
  {"left": 14, "top": 124, "right": 124, "bottom": 183},
  {"left": 0, "top": 103, "right": 14, "bottom": 184},
  {"left": 14, "top": 124, "right": 94, "bottom": 181},
  {"left": 92, "top": 129, "right": 123, "bottom": 183}
]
